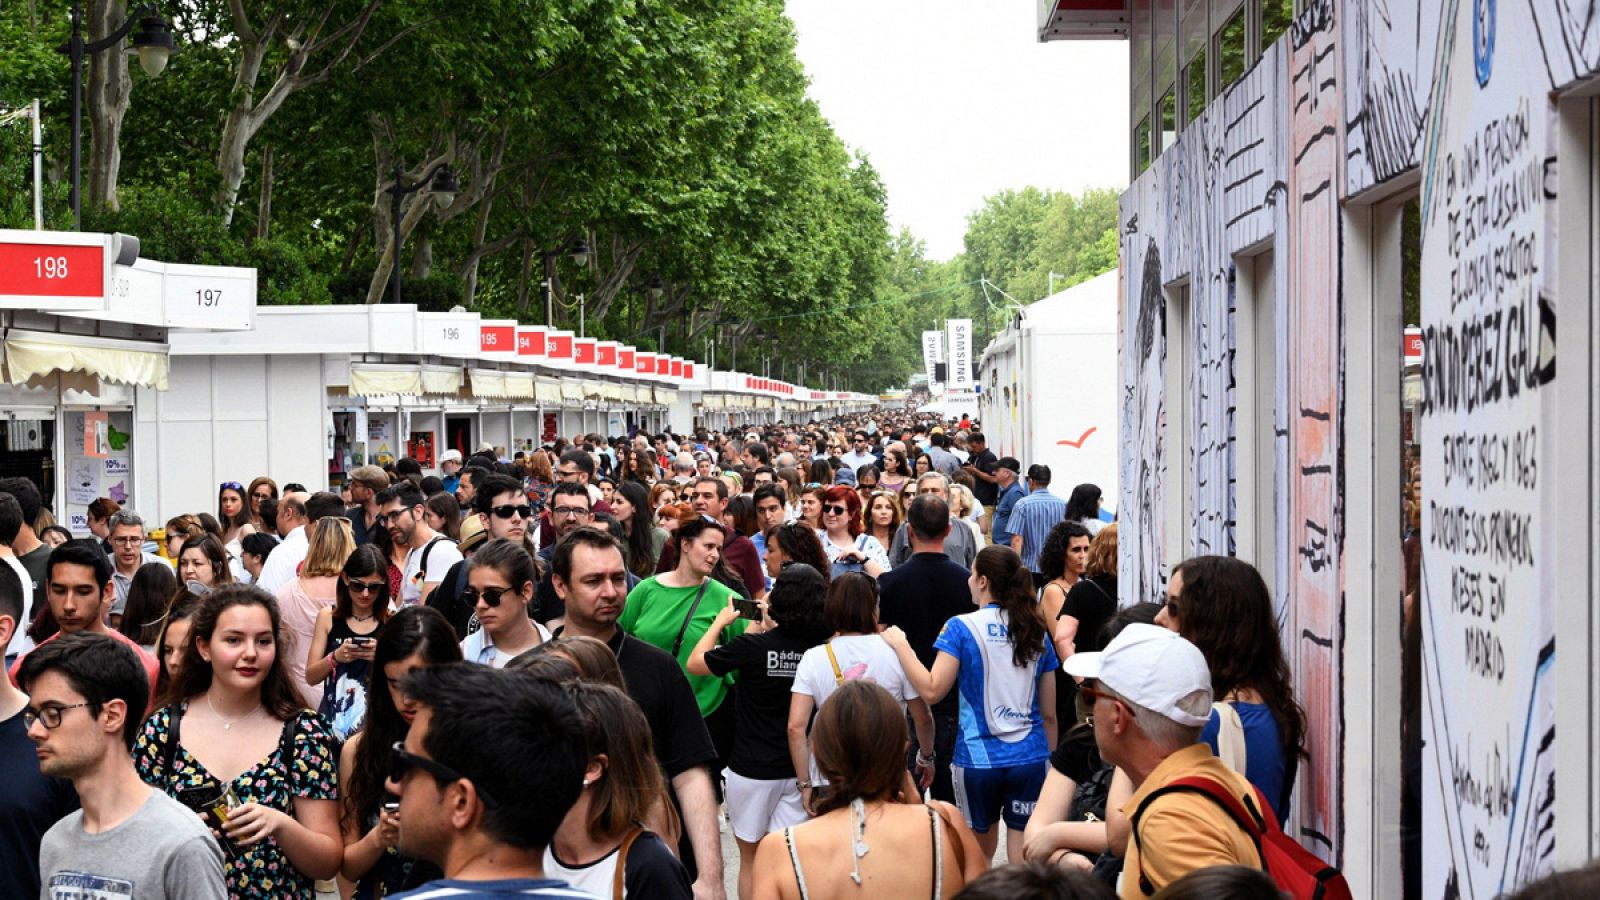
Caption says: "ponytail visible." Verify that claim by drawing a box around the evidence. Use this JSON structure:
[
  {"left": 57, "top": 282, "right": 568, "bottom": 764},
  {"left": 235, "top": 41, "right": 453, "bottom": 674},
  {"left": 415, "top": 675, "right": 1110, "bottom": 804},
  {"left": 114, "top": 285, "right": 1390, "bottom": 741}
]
[{"left": 973, "top": 545, "right": 1047, "bottom": 668}]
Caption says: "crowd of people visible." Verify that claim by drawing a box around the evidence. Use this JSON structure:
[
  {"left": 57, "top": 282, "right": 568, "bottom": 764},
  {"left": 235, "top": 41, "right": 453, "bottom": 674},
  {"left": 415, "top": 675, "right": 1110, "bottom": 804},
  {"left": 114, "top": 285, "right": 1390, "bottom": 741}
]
[{"left": 0, "top": 415, "right": 1590, "bottom": 900}]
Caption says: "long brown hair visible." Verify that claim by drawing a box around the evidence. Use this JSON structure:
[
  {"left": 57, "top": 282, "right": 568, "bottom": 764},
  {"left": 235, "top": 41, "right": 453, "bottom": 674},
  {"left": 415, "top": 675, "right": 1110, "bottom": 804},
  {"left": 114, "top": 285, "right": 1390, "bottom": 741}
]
[
  {"left": 171, "top": 584, "right": 303, "bottom": 720},
  {"left": 569, "top": 682, "right": 677, "bottom": 842},
  {"left": 1174, "top": 555, "right": 1307, "bottom": 763},
  {"left": 811, "top": 680, "right": 915, "bottom": 814},
  {"left": 973, "top": 545, "right": 1048, "bottom": 668}
]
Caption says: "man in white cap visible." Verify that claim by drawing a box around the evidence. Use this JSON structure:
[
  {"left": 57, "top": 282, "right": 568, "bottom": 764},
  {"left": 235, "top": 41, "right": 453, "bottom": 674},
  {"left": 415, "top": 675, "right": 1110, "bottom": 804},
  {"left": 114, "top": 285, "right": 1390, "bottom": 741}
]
[
  {"left": 1063, "top": 623, "right": 1261, "bottom": 897},
  {"left": 438, "top": 448, "right": 464, "bottom": 494}
]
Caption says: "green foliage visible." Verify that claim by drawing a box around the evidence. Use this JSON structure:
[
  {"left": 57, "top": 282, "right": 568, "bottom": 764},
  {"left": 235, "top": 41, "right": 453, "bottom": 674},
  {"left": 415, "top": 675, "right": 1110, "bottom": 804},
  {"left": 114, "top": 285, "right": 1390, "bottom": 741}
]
[{"left": 329, "top": 270, "right": 462, "bottom": 311}]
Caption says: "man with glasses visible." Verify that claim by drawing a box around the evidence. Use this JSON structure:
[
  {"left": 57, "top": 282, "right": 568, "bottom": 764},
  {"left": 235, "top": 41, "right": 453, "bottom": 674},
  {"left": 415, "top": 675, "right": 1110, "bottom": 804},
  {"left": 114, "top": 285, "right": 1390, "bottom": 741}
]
[
  {"left": 549, "top": 529, "right": 724, "bottom": 899},
  {"left": 1062, "top": 624, "right": 1260, "bottom": 894},
  {"left": 886, "top": 473, "right": 978, "bottom": 568},
  {"left": 0, "top": 562, "right": 78, "bottom": 899},
  {"left": 838, "top": 430, "right": 877, "bottom": 473},
  {"left": 533, "top": 483, "right": 595, "bottom": 626},
  {"left": 537, "top": 451, "right": 612, "bottom": 549},
  {"left": 254, "top": 491, "right": 310, "bottom": 595},
  {"left": 21, "top": 633, "right": 226, "bottom": 899},
  {"left": 384, "top": 663, "right": 591, "bottom": 899},
  {"left": 379, "top": 483, "right": 462, "bottom": 607},
  {"left": 106, "top": 510, "right": 162, "bottom": 613},
  {"left": 9, "top": 542, "right": 160, "bottom": 709}
]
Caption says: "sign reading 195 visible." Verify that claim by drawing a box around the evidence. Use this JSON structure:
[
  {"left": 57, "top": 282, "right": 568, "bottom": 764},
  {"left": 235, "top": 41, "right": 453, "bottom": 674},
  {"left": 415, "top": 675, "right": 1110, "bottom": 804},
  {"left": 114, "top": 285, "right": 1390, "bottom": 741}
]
[
  {"left": 34, "top": 255, "right": 70, "bottom": 278},
  {"left": 195, "top": 288, "right": 223, "bottom": 307}
]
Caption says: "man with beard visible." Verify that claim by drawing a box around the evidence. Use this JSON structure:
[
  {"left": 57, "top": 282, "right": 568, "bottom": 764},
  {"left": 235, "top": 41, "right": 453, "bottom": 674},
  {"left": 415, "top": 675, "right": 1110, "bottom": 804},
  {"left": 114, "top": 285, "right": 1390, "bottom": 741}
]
[{"left": 379, "top": 483, "right": 462, "bottom": 606}]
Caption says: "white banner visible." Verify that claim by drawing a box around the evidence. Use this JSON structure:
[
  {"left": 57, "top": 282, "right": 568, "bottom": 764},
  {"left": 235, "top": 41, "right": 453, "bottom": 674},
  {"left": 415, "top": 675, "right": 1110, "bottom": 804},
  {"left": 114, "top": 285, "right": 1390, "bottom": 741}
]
[
  {"left": 921, "top": 330, "right": 944, "bottom": 387},
  {"left": 945, "top": 318, "right": 972, "bottom": 389}
]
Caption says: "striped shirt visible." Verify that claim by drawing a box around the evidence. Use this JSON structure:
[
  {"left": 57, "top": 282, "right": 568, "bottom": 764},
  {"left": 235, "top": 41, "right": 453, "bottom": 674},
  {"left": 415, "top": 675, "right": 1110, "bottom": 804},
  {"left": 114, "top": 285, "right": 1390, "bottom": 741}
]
[{"left": 1009, "top": 488, "right": 1067, "bottom": 571}]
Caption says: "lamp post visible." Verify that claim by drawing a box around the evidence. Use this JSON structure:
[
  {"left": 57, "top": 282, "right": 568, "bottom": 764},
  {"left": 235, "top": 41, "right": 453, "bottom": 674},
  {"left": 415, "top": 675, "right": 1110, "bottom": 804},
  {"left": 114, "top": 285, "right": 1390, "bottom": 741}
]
[
  {"left": 384, "top": 161, "right": 458, "bottom": 304},
  {"left": 539, "top": 237, "right": 590, "bottom": 326},
  {"left": 57, "top": 1, "right": 175, "bottom": 229}
]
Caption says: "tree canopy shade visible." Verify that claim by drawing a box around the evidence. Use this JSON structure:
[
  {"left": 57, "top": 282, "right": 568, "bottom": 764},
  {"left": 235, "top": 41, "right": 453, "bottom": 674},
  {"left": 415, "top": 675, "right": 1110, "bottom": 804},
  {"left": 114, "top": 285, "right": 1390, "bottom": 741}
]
[{"left": 0, "top": 1, "right": 1119, "bottom": 393}]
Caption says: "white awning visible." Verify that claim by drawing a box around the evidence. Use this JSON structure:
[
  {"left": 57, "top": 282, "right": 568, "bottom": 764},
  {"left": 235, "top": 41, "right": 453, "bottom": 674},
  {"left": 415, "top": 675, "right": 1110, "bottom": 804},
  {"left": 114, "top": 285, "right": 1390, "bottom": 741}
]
[
  {"left": 536, "top": 379, "right": 562, "bottom": 404},
  {"left": 421, "top": 366, "right": 462, "bottom": 395},
  {"left": 600, "top": 382, "right": 623, "bottom": 402},
  {"left": 503, "top": 372, "right": 535, "bottom": 399},
  {"left": 582, "top": 380, "right": 605, "bottom": 401},
  {"left": 702, "top": 394, "right": 724, "bottom": 409},
  {"left": 470, "top": 370, "right": 507, "bottom": 398},
  {"left": 655, "top": 387, "right": 678, "bottom": 406},
  {"left": 4, "top": 330, "right": 170, "bottom": 390},
  {"left": 560, "top": 380, "right": 583, "bottom": 402},
  {"left": 350, "top": 364, "right": 422, "bottom": 397}
]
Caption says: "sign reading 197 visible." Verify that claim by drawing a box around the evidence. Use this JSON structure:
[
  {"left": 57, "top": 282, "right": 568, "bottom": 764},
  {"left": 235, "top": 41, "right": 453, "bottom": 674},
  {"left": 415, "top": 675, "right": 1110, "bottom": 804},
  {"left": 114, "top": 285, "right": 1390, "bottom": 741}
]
[{"left": 196, "top": 288, "right": 222, "bottom": 307}]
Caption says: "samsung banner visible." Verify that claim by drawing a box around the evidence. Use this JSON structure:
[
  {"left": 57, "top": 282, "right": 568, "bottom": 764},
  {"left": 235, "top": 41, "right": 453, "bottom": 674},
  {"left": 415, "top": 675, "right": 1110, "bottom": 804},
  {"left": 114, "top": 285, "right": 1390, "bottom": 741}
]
[
  {"left": 921, "top": 330, "right": 943, "bottom": 387},
  {"left": 945, "top": 318, "right": 972, "bottom": 389}
]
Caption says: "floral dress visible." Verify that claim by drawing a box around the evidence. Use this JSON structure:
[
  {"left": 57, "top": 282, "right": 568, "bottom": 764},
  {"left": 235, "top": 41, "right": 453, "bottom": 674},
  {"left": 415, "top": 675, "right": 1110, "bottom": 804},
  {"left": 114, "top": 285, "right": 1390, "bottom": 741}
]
[{"left": 134, "top": 704, "right": 339, "bottom": 899}]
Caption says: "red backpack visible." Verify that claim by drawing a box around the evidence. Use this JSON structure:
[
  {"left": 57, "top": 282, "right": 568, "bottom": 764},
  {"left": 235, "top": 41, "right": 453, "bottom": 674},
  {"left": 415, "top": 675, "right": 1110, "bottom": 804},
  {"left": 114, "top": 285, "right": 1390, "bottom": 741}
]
[{"left": 1131, "top": 775, "right": 1353, "bottom": 900}]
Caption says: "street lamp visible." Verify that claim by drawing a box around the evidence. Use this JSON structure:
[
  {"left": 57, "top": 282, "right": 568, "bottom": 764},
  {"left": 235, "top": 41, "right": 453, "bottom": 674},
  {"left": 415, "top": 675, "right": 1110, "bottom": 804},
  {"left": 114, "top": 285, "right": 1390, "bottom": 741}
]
[
  {"left": 384, "top": 162, "right": 458, "bottom": 304},
  {"left": 538, "top": 238, "right": 590, "bottom": 325},
  {"left": 57, "top": 2, "right": 176, "bottom": 229}
]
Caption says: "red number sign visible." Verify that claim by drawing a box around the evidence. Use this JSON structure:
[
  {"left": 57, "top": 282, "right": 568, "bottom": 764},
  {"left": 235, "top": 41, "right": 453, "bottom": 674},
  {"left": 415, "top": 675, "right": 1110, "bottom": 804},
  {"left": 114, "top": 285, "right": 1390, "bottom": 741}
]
[{"left": 0, "top": 242, "right": 104, "bottom": 300}]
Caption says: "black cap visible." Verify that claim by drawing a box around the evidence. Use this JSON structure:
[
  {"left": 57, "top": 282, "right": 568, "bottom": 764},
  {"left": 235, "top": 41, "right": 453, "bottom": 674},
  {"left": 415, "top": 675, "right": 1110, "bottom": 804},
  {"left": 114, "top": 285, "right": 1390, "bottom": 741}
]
[
  {"left": 1027, "top": 464, "right": 1052, "bottom": 484},
  {"left": 997, "top": 457, "right": 1022, "bottom": 473}
]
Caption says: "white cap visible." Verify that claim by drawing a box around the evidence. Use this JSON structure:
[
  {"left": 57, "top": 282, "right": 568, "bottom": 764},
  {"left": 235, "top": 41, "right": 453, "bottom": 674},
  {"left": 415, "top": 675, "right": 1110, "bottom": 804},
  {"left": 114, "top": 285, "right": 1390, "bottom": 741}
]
[
  {"left": 1062, "top": 623, "right": 1213, "bottom": 727},
  {"left": 438, "top": 449, "right": 462, "bottom": 465}
]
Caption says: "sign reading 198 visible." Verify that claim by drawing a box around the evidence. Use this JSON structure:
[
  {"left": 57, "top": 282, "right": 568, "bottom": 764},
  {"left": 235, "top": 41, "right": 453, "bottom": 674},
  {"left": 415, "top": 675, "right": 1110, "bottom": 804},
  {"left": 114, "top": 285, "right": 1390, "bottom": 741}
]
[{"left": 34, "top": 256, "right": 69, "bottom": 279}]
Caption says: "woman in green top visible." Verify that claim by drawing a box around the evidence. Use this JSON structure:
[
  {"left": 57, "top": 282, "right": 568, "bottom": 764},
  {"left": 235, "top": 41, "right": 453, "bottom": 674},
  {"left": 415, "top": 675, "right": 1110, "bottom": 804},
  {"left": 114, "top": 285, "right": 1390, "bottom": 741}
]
[{"left": 620, "top": 516, "right": 749, "bottom": 759}]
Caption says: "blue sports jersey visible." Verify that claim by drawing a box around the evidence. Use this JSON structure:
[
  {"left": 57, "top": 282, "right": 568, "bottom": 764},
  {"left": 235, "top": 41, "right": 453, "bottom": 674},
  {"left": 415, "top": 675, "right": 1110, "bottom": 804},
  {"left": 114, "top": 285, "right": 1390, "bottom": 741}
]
[{"left": 934, "top": 605, "right": 1059, "bottom": 768}]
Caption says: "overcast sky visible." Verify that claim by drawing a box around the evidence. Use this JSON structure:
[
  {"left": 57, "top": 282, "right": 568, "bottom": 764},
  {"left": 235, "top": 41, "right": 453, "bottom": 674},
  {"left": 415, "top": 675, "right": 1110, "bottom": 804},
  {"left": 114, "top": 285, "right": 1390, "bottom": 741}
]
[{"left": 784, "top": 2, "right": 1130, "bottom": 261}]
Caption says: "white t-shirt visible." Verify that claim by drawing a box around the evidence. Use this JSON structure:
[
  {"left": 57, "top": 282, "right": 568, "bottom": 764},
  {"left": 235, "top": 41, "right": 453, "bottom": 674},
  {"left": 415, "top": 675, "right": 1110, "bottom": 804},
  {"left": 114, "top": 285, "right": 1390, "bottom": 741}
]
[
  {"left": 401, "top": 534, "right": 463, "bottom": 606},
  {"left": 461, "top": 621, "right": 551, "bottom": 668},
  {"left": 792, "top": 633, "right": 917, "bottom": 709},
  {"left": 2, "top": 553, "right": 35, "bottom": 658}
]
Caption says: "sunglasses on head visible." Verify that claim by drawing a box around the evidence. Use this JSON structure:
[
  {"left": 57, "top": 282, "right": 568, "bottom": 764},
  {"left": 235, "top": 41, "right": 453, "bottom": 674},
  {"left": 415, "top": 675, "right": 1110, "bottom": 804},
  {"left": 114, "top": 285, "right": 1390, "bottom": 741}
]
[
  {"left": 389, "top": 742, "right": 499, "bottom": 808},
  {"left": 490, "top": 504, "right": 533, "bottom": 520},
  {"left": 220, "top": 481, "right": 243, "bottom": 491},
  {"left": 462, "top": 586, "right": 517, "bottom": 607}
]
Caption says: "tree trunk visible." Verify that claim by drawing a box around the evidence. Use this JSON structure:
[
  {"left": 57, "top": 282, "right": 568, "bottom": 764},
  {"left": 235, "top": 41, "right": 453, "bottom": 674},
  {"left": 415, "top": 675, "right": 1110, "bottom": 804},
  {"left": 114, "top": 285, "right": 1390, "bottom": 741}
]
[
  {"left": 255, "top": 144, "right": 274, "bottom": 241},
  {"left": 409, "top": 228, "right": 431, "bottom": 280},
  {"left": 85, "top": 0, "right": 132, "bottom": 213},
  {"left": 516, "top": 238, "right": 535, "bottom": 314}
]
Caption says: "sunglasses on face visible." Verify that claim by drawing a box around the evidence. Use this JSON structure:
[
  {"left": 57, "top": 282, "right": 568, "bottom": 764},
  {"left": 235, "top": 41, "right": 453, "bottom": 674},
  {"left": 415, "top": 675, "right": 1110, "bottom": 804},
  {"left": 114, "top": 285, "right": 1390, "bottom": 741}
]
[
  {"left": 822, "top": 504, "right": 850, "bottom": 516},
  {"left": 389, "top": 742, "right": 500, "bottom": 808},
  {"left": 252, "top": 492, "right": 274, "bottom": 501},
  {"left": 463, "top": 586, "right": 516, "bottom": 607},
  {"left": 491, "top": 504, "right": 533, "bottom": 520},
  {"left": 346, "top": 577, "right": 386, "bottom": 595}
]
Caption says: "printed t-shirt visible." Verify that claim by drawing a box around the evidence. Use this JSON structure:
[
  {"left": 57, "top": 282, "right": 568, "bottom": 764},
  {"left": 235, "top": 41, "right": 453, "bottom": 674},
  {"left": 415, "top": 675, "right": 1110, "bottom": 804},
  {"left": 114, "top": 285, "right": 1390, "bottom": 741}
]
[
  {"left": 933, "top": 605, "right": 1059, "bottom": 768},
  {"left": 37, "top": 789, "right": 225, "bottom": 900},
  {"left": 791, "top": 633, "right": 917, "bottom": 711},
  {"left": 401, "top": 536, "right": 463, "bottom": 606},
  {"left": 704, "top": 629, "right": 815, "bottom": 779}
]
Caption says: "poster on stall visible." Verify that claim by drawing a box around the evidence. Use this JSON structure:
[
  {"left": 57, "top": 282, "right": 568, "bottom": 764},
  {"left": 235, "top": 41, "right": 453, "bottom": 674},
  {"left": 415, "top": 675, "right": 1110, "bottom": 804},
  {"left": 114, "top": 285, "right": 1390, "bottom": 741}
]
[
  {"left": 369, "top": 419, "right": 390, "bottom": 442},
  {"left": 67, "top": 457, "right": 99, "bottom": 505},
  {"left": 408, "top": 432, "right": 435, "bottom": 468},
  {"left": 83, "top": 412, "right": 109, "bottom": 458}
]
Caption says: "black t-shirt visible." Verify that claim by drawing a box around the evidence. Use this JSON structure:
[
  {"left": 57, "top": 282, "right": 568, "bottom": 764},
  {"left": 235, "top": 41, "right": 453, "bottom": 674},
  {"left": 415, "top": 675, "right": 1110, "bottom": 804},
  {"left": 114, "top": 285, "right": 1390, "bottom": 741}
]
[
  {"left": 548, "top": 830, "right": 692, "bottom": 900},
  {"left": 0, "top": 709, "right": 79, "bottom": 899},
  {"left": 967, "top": 449, "right": 1000, "bottom": 506},
  {"left": 878, "top": 552, "right": 974, "bottom": 716},
  {"left": 1059, "top": 575, "right": 1119, "bottom": 653},
  {"left": 346, "top": 505, "right": 378, "bottom": 546},
  {"left": 703, "top": 630, "right": 814, "bottom": 779},
  {"left": 426, "top": 559, "right": 474, "bottom": 638},
  {"left": 17, "top": 543, "right": 50, "bottom": 626},
  {"left": 595, "top": 629, "right": 717, "bottom": 779}
]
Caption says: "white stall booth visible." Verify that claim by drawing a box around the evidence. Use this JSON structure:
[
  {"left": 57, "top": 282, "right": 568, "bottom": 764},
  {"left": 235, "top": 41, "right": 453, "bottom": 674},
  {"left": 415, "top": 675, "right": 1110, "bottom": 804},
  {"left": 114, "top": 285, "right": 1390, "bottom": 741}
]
[
  {"left": 977, "top": 270, "right": 1119, "bottom": 512},
  {"left": 0, "top": 229, "right": 256, "bottom": 530}
]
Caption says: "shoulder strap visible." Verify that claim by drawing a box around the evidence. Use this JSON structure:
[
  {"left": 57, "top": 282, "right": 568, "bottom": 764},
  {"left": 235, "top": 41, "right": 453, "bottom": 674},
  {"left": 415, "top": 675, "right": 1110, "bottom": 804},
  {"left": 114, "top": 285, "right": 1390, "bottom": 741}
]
[
  {"left": 159, "top": 704, "right": 183, "bottom": 778},
  {"left": 611, "top": 827, "right": 643, "bottom": 900},
  {"left": 1129, "top": 776, "right": 1268, "bottom": 895},
  {"left": 278, "top": 710, "right": 302, "bottom": 767},
  {"left": 669, "top": 580, "right": 712, "bottom": 659},
  {"left": 825, "top": 643, "right": 845, "bottom": 686},
  {"left": 927, "top": 805, "right": 942, "bottom": 900},
  {"left": 417, "top": 536, "right": 444, "bottom": 579}
]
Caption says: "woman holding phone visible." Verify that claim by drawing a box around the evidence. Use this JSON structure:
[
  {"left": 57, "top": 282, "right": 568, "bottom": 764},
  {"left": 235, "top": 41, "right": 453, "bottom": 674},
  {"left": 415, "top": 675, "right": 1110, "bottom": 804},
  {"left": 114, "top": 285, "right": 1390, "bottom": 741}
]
[
  {"left": 338, "top": 606, "right": 460, "bottom": 898},
  {"left": 306, "top": 545, "right": 390, "bottom": 740}
]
